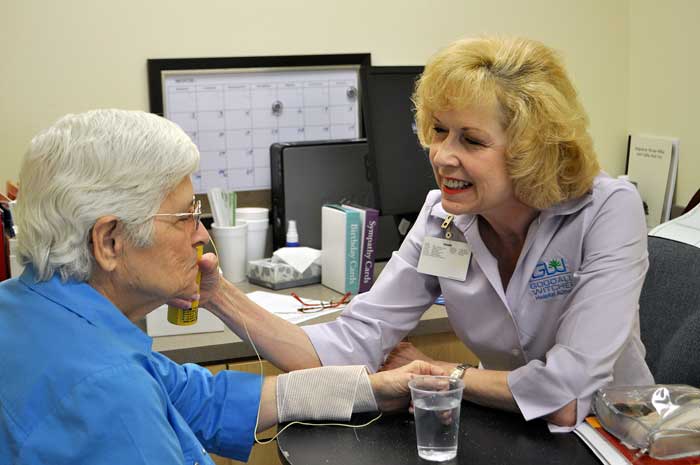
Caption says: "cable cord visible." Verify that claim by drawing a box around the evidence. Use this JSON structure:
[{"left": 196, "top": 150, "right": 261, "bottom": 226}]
[{"left": 207, "top": 237, "right": 383, "bottom": 445}]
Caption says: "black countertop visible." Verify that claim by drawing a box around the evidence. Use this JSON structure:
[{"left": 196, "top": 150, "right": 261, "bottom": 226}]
[{"left": 277, "top": 402, "right": 599, "bottom": 465}]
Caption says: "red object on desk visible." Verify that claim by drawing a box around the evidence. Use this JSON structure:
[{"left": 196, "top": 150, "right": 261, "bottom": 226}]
[
  {"left": 6, "top": 181, "right": 18, "bottom": 201},
  {"left": 583, "top": 417, "right": 700, "bottom": 465},
  {"left": 0, "top": 210, "right": 9, "bottom": 281}
]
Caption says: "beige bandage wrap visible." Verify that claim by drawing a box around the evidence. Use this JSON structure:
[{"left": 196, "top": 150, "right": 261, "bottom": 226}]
[{"left": 276, "top": 366, "right": 378, "bottom": 423}]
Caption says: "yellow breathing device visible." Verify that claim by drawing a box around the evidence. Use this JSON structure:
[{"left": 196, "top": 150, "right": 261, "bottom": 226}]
[{"left": 167, "top": 244, "right": 203, "bottom": 326}]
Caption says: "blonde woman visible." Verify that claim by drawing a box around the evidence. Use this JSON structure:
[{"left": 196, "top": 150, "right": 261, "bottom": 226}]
[{"left": 200, "top": 37, "right": 654, "bottom": 432}]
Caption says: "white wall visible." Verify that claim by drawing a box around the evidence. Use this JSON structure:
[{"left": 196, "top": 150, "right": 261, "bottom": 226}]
[
  {"left": 629, "top": 0, "right": 700, "bottom": 206},
  {"left": 1, "top": 0, "right": 631, "bottom": 187}
]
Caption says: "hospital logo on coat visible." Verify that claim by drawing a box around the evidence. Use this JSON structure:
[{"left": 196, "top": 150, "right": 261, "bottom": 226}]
[{"left": 528, "top": 258, "right": 574, "bottom": 300}]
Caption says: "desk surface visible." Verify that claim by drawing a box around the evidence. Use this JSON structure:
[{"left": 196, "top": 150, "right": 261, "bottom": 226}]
[
  {"left": 150, "top": 277, "right": 451, "bottom": 364},
  {"left": 277, "top": 402, "right": 598, "bottom": 465}
]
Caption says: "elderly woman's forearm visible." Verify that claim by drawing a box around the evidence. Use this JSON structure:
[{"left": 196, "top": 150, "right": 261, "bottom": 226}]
[{"left": 207, "top": 280, "right": 322, "bottom": 371}]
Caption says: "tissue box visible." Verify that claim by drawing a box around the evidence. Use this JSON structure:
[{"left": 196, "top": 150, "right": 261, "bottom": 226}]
[{"left": 247, "top": 258, "right": 321, "bottom": 290}]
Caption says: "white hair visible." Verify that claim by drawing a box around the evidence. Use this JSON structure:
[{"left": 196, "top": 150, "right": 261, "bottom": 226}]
[{"left": 16, "top": 109, "right": 200, "bottom": 282}]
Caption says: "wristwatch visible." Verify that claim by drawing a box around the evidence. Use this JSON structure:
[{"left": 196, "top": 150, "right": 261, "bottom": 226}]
[{"left": 449, "top": 362, "right": 474, "bottom": 381}]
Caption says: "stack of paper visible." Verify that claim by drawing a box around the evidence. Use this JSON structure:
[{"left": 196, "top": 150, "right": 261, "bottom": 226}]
[
  {"left": 246, "top": 290, "right": 346, "bottom": 325},
  {"left": 649, "top": 203, "right": 700, "bottom": 248},
  {"left": 574, "top": 420, "right": 629, "bottom": 465},
  {"left": 574, "top": 417, "right": 700, "bottom": 465}
]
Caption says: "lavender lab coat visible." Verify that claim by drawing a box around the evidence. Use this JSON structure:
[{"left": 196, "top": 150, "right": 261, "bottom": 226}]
[{"left": 304, "top": 173, "right": 654, "bottom": 431}]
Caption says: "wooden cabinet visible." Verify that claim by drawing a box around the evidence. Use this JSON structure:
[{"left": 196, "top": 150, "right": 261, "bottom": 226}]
[{"left": 406, "top": 332, "right": 479, "bottom": 366}]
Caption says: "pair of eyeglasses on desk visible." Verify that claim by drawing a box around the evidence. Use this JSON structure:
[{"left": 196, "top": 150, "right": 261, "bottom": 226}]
[{"left": 290, "top": 292, "right": 352, "bottom": 313}]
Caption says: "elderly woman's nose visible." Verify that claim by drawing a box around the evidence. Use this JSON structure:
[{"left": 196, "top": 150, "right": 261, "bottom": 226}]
[{"left": 193, "top": 221, "right": 210, "bottom": 245}]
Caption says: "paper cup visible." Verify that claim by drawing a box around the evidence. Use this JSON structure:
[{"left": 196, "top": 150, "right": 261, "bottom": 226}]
[
  {"left": 239, "top": 218, "right": 269, "bottom": 264},
  {"left": 210, "top": 222, "right": 248, "bottom": 283},
  {"left": 236, "top": 207, "right": 269, "bottom": 221}
]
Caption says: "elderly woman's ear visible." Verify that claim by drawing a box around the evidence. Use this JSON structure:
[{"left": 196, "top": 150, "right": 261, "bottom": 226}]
[{"left": 91, "top": 216, "right": 124, "bottom": 272}]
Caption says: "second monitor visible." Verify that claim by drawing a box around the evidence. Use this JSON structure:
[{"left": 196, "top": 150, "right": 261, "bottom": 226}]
[{"left": 270, "top": 139, "right": 401, "bottom": 260}]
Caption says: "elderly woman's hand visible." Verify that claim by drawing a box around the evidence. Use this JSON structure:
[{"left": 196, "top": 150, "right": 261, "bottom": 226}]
[
  {"left": 167, "top": 252, "right": 221, "bottom": 309},
  {"left": 196, "top": 252, "right": 222, "bottom": 305}
]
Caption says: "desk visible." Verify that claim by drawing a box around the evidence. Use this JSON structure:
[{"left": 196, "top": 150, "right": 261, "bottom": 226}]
[
  {"left": 150, "top": 264, "right": 454, "bottom": 365},
  {"left": 277, "top": 402, "right": 598, "bottom": 465}
]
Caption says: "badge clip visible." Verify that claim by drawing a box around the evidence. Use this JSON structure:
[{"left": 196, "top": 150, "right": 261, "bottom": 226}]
[{"left": 441, "top": 215, "right": 454, "bottom": 240}]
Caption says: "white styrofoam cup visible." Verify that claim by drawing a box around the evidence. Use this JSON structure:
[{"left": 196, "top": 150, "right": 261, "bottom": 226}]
[{"left": 210, "top": 222, "right": 248, "bottom": 283}]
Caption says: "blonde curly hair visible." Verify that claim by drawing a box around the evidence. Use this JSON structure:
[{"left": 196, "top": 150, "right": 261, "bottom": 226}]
[{"left": 414, "top": 36, "right": 600, "bottom": 209}]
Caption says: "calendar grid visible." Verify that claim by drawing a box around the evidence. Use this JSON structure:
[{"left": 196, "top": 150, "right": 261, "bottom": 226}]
[{"left": 164, "top": 68, "right": 361, "bottom": 193}]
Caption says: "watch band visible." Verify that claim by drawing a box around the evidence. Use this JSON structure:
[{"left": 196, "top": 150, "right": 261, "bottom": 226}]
[{"left": 449, "top": 362, "right": 474, "bottom": 381}]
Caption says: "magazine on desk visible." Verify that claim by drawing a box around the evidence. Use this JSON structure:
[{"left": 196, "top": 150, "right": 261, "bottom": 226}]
[{"left": 575, "top": 417, "right": 700, "bottom": 465}]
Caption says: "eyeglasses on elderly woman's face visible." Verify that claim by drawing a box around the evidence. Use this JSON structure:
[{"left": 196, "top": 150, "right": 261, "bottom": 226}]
[{"left": 150, "top": 197, "right": 202, "bottom": 234}]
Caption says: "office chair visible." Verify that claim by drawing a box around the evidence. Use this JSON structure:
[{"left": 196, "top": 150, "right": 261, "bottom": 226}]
[{"left": 638, "top": 236, "right": 700, "bottom": 386}]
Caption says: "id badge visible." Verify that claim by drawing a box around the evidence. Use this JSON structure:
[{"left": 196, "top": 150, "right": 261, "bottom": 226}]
[{"left": 417, "top": 236, "right": 471, "bottom": 281}]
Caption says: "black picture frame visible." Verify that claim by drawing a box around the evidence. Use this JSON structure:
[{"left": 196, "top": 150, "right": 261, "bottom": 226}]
[{"left": 147, "top": 53, "right": 372, "bottom": 117}]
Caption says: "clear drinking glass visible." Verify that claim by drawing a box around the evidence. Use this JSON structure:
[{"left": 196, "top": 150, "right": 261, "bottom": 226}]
[{"left": 409, "top": 376, "right": 464, "bottom": 462}]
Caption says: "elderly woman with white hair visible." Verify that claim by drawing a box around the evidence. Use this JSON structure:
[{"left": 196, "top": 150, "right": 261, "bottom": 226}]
[{"left": 0, "top": 109, "right": 443, "bottom": 465}]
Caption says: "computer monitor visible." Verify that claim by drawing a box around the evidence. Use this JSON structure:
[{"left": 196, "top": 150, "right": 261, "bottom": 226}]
[
  {"left": 361, "top": 66, "right": 435, "bottom": 217},
  {"left": 270, "top": 139, "right": 402, "bottom": 259}
]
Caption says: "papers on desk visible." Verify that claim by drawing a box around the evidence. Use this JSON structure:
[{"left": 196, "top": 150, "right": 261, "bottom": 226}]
[
  {"left": 573, "top": 417, "right": 699, "bottom": 465},
  {"left": 574, "top": 420, "right": 628, "bottom": 465},
  {"left": 246, "top": 290, "right": 346, "bottom": 325},
  {"left": 649, "top": 202, "right": 700, "bottom": 248}
]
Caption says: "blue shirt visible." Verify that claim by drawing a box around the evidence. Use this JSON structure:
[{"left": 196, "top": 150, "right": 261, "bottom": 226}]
[{"left": 0, "top": 267, "right": 261, "bottom": 464}]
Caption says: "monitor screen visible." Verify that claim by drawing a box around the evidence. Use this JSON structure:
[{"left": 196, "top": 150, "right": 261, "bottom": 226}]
[
  {"left": 362, "top": 66, "right": 435, "bottom": 216},
  {"left": 270, "top": 139, "right": 402, "bottom": 259},
  {"left": 270, "top": 140, "right": 374, "bottom": 250}
]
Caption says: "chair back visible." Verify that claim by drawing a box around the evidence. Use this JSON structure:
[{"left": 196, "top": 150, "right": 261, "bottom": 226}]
[{"left": 639, "top": 236, "right": 700, "bottom": 386}]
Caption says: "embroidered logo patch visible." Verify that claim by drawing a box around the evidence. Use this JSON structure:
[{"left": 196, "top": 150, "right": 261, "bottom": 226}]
[{"left": 528, "top": 258, "right": 575, "bottom": 300}]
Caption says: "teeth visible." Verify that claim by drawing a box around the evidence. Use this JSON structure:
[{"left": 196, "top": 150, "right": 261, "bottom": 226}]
[{"left": 444, "top": 179, "right": 472, "bottom": 189}]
